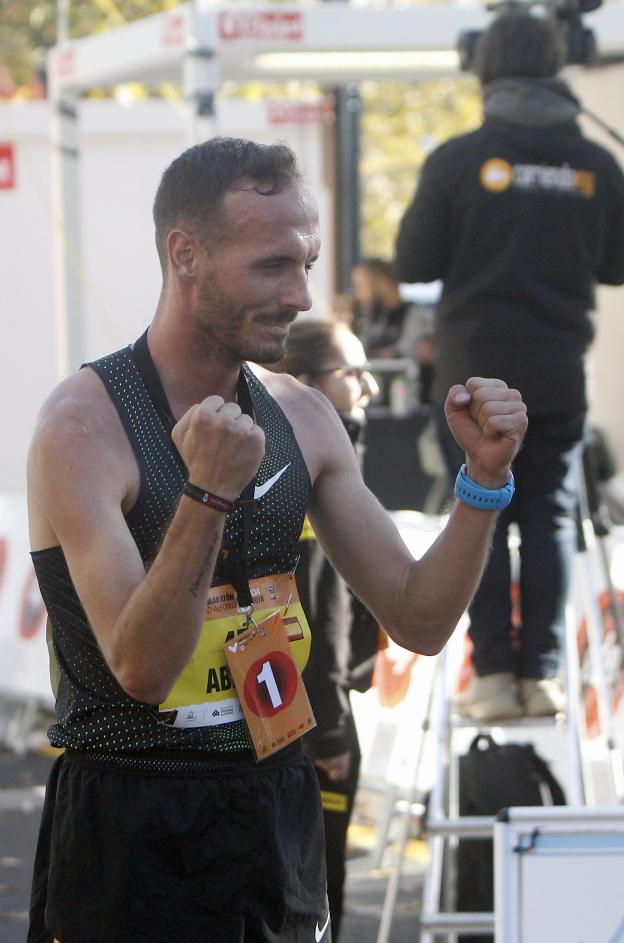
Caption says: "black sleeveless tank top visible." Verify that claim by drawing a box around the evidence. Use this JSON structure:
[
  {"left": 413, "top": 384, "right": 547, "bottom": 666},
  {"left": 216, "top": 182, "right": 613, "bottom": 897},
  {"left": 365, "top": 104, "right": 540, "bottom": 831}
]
[{"left": 31, "top": 337, "right": 312, "bottom": 769}]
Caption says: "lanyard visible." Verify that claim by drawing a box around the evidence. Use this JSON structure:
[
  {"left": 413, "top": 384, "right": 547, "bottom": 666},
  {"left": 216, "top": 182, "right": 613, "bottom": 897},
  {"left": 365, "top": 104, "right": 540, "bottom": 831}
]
[{"left": 132, "top": 329, "right": 259, "bottom": 610}]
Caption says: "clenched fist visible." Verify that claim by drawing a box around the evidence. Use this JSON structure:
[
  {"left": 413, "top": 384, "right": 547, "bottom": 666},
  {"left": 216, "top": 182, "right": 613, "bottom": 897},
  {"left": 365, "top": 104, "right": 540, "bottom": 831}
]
[
  {"left": 444, "top": 377, "right": 528, "bottom": 488},
  {"left": 172, "top": 396, "right": 266, "bottom": 501}
]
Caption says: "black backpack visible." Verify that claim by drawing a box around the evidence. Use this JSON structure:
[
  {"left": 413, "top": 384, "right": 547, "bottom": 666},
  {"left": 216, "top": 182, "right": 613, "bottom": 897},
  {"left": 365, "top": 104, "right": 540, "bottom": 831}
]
[{"left": 456, "top": 733, "right": 566, "bottom": 942}]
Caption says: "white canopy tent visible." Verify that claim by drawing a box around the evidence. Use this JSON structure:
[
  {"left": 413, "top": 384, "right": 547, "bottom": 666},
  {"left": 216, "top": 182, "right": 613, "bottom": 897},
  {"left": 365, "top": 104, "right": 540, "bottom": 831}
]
[{"left": 47, "top": 0, "right": 624, "bottom": 374}]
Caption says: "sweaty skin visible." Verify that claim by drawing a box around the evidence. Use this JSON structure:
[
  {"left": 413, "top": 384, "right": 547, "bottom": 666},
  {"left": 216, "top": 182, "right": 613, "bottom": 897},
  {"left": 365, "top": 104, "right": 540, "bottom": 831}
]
[{"left": 28, "top": 181, "right": 527, "bottom": 708}]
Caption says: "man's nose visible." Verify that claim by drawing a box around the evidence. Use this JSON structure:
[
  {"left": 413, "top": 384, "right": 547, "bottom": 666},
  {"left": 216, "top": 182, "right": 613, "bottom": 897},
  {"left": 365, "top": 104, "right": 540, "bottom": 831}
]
[{"left": 280, "top": 271, "right": 313, "bottom": 313}]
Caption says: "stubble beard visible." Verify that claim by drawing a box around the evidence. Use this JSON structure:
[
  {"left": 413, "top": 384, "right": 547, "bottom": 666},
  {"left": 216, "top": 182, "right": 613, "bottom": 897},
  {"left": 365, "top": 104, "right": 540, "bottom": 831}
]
[
  {"left": 193, "top": 292, "right": 294, "bottom": 365},
  {"left": 252, "top": 332, "right": 290, "bottom": 364}
]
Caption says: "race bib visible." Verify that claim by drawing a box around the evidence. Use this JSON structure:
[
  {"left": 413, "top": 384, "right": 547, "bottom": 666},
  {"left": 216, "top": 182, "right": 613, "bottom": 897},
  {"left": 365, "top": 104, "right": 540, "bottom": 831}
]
[
  {"left": 224, "top": 609, "right": 316, "bottom": 761},
  {"left": 158, "top": 572, "right": 310, "bottom": 729}
]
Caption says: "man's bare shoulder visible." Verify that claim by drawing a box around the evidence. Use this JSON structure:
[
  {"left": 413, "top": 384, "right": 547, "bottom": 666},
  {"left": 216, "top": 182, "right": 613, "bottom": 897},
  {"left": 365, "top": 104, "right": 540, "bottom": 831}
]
[
  {"left": 249, "top": 363, "right": 346, "bottom": 482},
  {"left": 249, "top": 363, "right": 336, "bottom": 424},
  {"left": 32, "top": 367, "right": 121, "bottom": 455},
  {"left": 28, "top": 367, "right": 138, "bottom": 530}
]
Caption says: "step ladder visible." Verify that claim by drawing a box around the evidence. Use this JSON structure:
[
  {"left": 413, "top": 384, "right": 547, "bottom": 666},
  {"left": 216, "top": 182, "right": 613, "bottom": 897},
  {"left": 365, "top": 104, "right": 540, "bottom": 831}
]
[
  {"left": 418, "top": 622, "right": 587, "bottom": 943},
  {"left": 373, "top": 457, "right": 624, "bottom": 943}
]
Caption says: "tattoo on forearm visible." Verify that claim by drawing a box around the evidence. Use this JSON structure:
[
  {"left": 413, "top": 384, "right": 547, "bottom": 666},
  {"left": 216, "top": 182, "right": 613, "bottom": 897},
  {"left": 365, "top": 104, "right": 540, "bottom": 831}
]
[{"left": 190, "top": 534, "right": 219, "bottom": 599}]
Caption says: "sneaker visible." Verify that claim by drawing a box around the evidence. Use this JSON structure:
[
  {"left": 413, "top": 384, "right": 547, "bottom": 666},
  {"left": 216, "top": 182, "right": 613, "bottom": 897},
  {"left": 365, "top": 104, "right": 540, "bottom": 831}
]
[
  {"left": 455, "top": 672, "right": 523, "bottom": 722},
  {"left": 519, "top": 678, "right": 566, "bottom": 717}
]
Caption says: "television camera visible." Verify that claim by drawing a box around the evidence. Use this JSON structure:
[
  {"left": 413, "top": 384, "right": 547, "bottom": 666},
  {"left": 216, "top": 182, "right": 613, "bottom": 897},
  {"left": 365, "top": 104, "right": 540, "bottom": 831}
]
[{"left": 458, "top": 0, "right": 603, "bottom": 70}]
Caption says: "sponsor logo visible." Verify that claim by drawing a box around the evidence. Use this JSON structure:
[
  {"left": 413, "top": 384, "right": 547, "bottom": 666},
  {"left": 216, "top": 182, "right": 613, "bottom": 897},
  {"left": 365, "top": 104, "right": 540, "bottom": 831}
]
[
  {"left": 480, "top": 157, "right": 596, "bottom": 197},
  {"left": 480, "top": 158, "right": 513, "bottom": 193},
  {"left": 315, "top": 912, "right": 331, "bottom": 942},
  {"left": 267, "top": 101, "right": 324, "bottom": 125},
  {"left": 218, "top": 11, "right": 303, "bottom": 42},
  {"left": 254, "top": 463, "right": 291, "bottom": 500}
]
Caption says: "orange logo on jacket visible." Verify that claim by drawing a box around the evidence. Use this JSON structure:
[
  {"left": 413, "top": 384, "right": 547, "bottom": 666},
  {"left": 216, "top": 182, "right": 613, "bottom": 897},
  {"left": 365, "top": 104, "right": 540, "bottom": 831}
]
[{"left": 480, "top": 158, "right": 514, "bottom": 192}]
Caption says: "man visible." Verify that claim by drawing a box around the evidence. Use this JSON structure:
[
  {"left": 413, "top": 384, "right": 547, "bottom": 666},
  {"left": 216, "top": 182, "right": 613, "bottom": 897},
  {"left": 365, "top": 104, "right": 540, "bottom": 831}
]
[
  {"left": 396, "top": 12, "right": 624, "bottom": 722},
  {"left": 27, "top": 136, "right": 526, "bottom": 943}
]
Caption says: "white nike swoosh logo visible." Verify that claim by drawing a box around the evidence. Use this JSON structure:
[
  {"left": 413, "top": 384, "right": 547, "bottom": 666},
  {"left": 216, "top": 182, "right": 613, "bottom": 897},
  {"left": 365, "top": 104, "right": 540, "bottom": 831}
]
[
  {"left": 315, "top": 912, "right": 331, "bottom": 942},
  {"left": 254, "top": 463, "right": 291, "bottom": 500}
]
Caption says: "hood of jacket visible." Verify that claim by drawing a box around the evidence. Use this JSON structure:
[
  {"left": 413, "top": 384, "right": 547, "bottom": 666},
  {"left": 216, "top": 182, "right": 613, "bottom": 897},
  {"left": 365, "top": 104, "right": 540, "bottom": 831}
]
[{"left": 483, "top": 77, "right": 581, "bottom": 128}]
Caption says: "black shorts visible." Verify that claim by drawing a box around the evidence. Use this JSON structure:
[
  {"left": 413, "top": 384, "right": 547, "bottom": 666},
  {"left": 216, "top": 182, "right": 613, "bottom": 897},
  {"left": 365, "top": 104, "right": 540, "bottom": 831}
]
[{"left": 28, "top": 747, "right": 330, "bottom": 943}]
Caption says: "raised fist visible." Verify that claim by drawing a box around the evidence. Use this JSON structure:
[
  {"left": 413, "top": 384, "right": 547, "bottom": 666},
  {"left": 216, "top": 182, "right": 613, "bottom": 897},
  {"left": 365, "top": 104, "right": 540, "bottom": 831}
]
[{"left": 172, "top": 397, "right": 266, "bottom": 501}]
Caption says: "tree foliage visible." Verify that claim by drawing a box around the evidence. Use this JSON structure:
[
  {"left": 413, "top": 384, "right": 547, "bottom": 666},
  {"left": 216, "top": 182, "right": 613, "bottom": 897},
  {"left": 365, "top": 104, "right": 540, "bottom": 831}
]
[
  {"left": 0, "top": 0, "right": 175, "bottom": 93},
  {"left": 360, "top": 79, "right": 480, "bottom": 259}
]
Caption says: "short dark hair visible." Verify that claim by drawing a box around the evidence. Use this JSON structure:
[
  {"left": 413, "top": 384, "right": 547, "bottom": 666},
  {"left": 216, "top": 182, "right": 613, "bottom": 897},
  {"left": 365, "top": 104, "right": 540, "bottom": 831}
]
[
  {"left": 152, "top": 136, "right": 302, "bottom": 273},
  {"left": 473, "top": 13, "right": 565, "bottom": 85}
]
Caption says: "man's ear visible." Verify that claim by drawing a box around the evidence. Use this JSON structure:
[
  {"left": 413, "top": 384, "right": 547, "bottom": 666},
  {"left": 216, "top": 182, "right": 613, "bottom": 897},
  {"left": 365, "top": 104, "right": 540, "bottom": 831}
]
[{"left": 167, "top": 230, "right": 198, "bottom": 284}]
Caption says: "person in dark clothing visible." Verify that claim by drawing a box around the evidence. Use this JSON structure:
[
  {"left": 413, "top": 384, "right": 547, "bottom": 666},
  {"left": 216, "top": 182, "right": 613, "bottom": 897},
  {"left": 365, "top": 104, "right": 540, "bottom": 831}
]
[
  {"left": 396, "top": 11, "right": 624, "bottom": 722},
  {"left": 269, "top": 319, "right": 381, "bottom": 939}
]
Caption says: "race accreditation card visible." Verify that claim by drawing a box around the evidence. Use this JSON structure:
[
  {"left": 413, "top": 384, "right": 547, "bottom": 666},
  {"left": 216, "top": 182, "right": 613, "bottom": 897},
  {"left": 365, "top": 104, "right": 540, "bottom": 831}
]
[
  {"left": 158, "top": 572, "right": 311, "bottom": 730},
  {"left": 224, "top": 609, "right": 316, "bottom": 761}
]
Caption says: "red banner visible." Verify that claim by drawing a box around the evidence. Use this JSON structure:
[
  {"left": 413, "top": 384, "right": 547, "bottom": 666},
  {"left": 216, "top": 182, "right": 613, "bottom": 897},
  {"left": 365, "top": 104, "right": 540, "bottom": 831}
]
[
  {"left": 0, "top": 143, "right": 15, "bottom": 190},
  {"left": 218, "top": 11, "right": 303, "bottom": 42},
  {"left": 267, "top": 102, "right": 324, "bottom": 125}
]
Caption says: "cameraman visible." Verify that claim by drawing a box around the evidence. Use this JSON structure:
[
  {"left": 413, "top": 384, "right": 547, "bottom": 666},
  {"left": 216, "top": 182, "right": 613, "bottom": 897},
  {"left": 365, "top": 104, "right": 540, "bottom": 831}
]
[{"left": 396, "top": 11, "right": 624, "bottom": 721}]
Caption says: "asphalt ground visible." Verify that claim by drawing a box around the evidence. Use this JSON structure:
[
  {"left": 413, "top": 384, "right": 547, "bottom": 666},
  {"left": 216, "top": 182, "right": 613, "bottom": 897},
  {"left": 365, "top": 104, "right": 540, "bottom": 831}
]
[
  {"left": 0, "top": 745, "right": 426, "bottom": 943},
  {"left": 0, "top": 748, "right": 53, "bottom": 943}
]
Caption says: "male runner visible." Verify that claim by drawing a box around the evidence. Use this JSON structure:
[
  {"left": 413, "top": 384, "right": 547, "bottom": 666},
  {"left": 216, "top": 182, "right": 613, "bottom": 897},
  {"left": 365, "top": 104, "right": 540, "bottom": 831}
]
[{"left": 27, "top": 137, "right": 527, "bottom": 943}]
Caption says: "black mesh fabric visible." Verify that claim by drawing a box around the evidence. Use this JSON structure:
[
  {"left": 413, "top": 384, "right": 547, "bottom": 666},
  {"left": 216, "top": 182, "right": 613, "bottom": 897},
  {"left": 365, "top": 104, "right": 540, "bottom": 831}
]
[{"left": 32, "top": 344, "right": 311, "bottom": 769}]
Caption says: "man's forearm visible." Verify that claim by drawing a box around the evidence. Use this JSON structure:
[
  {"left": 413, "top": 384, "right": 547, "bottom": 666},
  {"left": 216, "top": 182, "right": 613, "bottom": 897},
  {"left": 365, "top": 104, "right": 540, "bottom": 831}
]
[
  {"left": 391, "top": 501, "right": 497, "bottom": 655},
  {"left": 107, "top": 498, "right": 226, "bottom": 703}
]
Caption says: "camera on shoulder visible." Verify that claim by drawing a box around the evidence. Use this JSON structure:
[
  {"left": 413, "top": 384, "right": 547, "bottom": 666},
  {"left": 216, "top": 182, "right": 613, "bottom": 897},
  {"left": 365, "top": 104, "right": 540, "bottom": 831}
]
[{"left": 457, "top": 0, "right": 602, "bottom": 70}]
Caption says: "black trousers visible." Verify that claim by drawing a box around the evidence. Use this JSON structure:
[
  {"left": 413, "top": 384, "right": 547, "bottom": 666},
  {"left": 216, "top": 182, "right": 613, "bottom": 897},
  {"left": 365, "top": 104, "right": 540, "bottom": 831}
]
[
  {"left": 312, "top": 709, "right": 361, "bottom": 941},
  {"left": 435, "top": 410, "right": 585, "bottom": 678}
]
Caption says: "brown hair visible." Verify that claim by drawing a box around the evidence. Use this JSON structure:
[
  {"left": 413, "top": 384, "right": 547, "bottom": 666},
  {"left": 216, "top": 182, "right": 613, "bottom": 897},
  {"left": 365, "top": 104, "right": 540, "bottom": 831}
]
[
  {"left": 153, "top": 137, "right": 301, "bottom": 276},
  {"left": 268, "top": 319, "right": 348, "bottom": 378},
  {"left": 473, "top": 13, "right": 565, "bottom": 85}
]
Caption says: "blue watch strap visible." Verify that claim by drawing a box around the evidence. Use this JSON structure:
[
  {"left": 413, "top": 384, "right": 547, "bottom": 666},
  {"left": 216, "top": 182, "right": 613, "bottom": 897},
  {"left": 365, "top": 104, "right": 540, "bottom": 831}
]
[{"left": 454, "top": 464, "right": 515, "bottom": 510}]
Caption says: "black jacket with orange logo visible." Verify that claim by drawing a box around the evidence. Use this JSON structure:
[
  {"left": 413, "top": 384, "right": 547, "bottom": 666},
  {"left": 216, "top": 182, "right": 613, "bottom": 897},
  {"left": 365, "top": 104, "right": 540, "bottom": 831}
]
[{"left": 396, "top": 78, "right": 624, "bottom": 416}]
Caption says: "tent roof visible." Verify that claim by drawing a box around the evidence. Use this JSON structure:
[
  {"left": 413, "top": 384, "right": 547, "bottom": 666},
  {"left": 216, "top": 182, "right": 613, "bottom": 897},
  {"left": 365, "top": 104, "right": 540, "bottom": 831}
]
[{"left": 49, "top": 1, "right": 624, "bottom": 91}]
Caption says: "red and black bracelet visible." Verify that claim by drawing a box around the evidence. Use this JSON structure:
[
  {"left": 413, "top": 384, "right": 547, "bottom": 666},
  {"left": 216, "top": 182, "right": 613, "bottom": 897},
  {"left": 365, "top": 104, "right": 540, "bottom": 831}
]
[{"left": 182, "top": 481, "right": 237, "bottom": 513}]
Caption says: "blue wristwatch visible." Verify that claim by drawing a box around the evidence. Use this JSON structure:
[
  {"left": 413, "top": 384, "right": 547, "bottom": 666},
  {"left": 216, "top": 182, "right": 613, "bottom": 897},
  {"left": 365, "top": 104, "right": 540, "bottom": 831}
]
[{"left": 454, "top": 464, "right": 515, "bottom": 510}]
